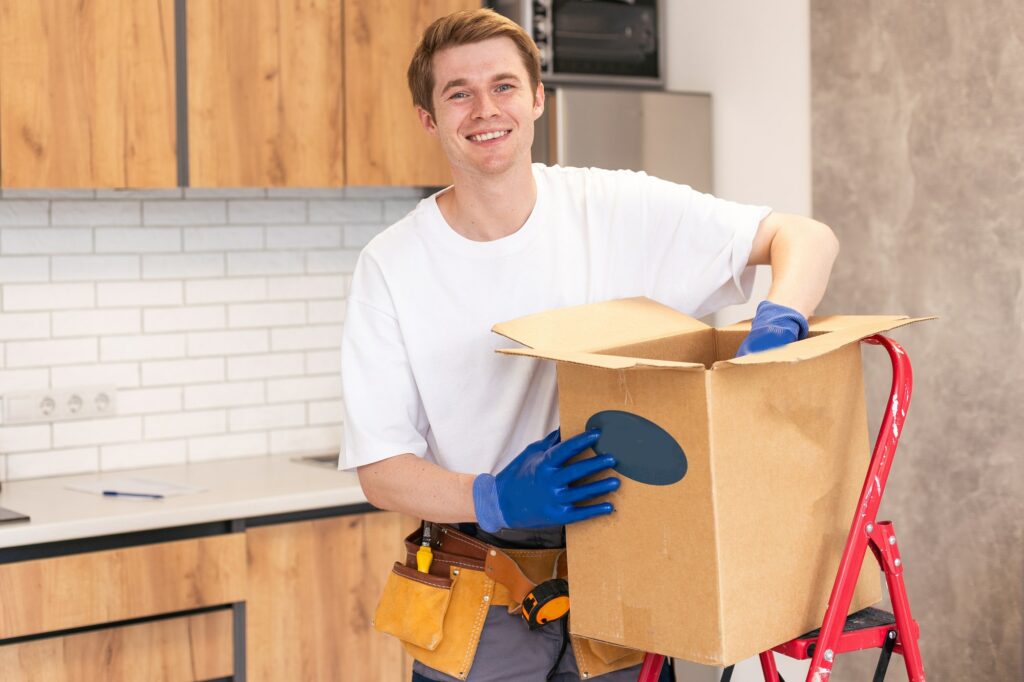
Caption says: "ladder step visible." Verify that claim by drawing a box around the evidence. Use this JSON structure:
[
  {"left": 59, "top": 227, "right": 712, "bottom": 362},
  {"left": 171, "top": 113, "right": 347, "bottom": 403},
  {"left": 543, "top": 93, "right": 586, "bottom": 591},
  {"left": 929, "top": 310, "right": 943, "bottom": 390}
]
[
  {"left": 772, "top": 608, "right": 907, "bottom": 660},
  {"left": 798, "top": 607, "right": 897, "bottom": 639}
]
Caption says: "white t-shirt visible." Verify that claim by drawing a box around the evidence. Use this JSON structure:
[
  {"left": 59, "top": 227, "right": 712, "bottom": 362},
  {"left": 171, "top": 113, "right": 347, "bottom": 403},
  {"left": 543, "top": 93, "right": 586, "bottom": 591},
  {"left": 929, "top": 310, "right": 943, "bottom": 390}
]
[{"left": 340, "top": 164, "right": 770, "bottom": 474}]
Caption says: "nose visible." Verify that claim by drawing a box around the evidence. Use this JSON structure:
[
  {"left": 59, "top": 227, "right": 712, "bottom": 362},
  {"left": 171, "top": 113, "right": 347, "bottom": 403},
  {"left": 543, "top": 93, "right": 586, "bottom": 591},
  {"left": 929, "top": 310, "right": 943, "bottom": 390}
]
[{"left": 472, "top": 91, "right": 500, "bottom": 119}]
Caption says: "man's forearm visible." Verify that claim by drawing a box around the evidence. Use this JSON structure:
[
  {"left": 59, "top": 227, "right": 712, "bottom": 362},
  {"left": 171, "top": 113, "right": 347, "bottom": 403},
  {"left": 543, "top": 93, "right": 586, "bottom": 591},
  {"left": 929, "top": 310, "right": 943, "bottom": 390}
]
[
  {"left": 357, "top": 454, "right": 478, "bottom": 522},
  {"left": 763, "top": 214, "right": 839, "bottom": 318}
]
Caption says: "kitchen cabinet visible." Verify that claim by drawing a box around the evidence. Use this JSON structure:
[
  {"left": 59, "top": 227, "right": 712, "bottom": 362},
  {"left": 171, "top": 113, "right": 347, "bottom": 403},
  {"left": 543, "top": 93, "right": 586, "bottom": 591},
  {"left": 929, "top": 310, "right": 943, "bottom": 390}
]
[
  {"left": 0, "top": 0, "right": 178, "bottom": 188},
  {"left": 187, "top": 0, "right": 344, "bottom": 187},
  {"left": 246, "top": 511, "right": 418, "bottom": 680},
  {"left": 344, "top": 0, "right": 480, "bottom": 186}
]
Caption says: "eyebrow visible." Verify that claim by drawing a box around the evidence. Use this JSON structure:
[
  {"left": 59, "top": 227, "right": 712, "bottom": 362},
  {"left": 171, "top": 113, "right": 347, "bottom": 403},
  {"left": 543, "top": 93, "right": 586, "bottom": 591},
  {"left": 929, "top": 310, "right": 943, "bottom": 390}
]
[{"left": 440, "top": 73, "right": 523, "bottom": 94}]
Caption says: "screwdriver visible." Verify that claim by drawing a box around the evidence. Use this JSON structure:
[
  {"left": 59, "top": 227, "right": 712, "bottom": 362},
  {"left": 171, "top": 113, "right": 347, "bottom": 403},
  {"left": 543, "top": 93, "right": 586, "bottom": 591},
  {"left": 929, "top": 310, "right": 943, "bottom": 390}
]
[{"left": 416, "top": 521, "right": 434, "bottom": 573}]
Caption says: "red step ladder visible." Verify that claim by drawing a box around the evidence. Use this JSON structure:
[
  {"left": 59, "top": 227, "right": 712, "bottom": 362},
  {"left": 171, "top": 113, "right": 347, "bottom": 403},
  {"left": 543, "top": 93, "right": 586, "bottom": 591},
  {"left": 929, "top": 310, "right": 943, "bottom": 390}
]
[{"left": 638, "top": 334, "right": 926, "bottom": 682}]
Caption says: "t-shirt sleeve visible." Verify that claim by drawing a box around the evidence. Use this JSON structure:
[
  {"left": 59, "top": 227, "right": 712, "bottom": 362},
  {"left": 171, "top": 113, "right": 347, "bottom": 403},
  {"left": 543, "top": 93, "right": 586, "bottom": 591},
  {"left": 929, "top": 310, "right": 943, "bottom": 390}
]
[
  {"left": 339, "top": 255, "right": 429, "bottom": 471},
  {"left": 631, "top": 172, "right": 771, "bottom": 318}
]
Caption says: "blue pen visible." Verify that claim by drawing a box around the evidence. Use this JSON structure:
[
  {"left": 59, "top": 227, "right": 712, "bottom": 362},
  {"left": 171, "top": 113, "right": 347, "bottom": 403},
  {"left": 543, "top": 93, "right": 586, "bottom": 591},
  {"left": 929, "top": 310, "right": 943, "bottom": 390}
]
[{"left": 103, "top": 491, "right": 164, "bottom": 500}]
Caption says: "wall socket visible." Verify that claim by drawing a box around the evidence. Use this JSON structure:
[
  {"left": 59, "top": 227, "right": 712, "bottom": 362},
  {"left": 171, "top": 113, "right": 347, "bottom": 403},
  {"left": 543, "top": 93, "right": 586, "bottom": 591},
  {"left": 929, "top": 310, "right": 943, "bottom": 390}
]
[{"left": 2, "top": 386, "right": 118, "bottom": 425}]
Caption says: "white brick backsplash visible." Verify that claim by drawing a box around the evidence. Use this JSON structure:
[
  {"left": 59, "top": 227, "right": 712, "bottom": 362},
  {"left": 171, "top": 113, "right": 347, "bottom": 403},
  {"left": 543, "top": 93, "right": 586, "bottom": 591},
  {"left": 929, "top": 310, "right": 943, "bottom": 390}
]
[
  {"left": 186, "top": 278, "right": 267, "bottom": 304},
  {"left": 0, "top": 256, "right": 48, "bottom": 282},
  {"left": 52, "top": 201, "right": 140, "bottom": 226},
  {"left": 117, "top": 387, "right": 182, "bottom": 415},
  {"left": 145, "top": 305, "right": 225, "bottom": 332},
  {"left": 306, "top": 349, "right": 341, "bottom": 374},
  {"left": 309, "top": 399, "right": 343, "bottom": 425},
  {"left": 0, "top": 424, "right": 51, "bottom": 453},
  {"left": 0, "top": 201, "right": 49, "bottom": 226},
  {"left": 267, "top": 188, "right": 344, "bottom": 198},
  {"left": 2, "top": 228, "right": 92, "bottom": 254},
  {"left": 267, "top": 275, "right": 344, "bottom": 301},
  {"left": 98, "top": 281, "right": 182, "bottom": 307},
  {"left": 0, "top": 368, "right": 49, "bottom": 392},
  {"left": 52, "top": 255, "right": 140, "bottom": 281},
  {"left": 144, "top": 200, "right": 226, "bottom": 225},
  {"left": 52, "top": 362, "right": 140, "bottom": 388},
  {"left": 189, "top": 432, "right": 267, "bottom": 462},
  {"left": 184, "top": 381, "right": 265, "bottom": 409},
  {"left": 307, "top": 300, "right": 346, "bottom": 324},
  {"left": 0, "top": 312, "right": 49, "bottom": 340},
  {"left": 53, "top": 309, "right": 141, "bottom": 337},
  {"left": 146, "top": 410, "right": 225, "bottom": 439},
  {"left": 187, "top": 330, "right": 268, "bottom": 357},
  {"left": 229, "top": 200, "right": 306, "bottom": 224},
  {"left": 142, "top": 357, "right": 224, "bottom": 386},
  {"left": 229, "top": 302, "right": 305, "bottom": 328},
  {"left": 384, "top": 199, "right": 419, "bottom": 223},
  {"left": 344, "top": 186, "right": 425, "bottom": 199},
  {"left": 1, "top": 189, "right": 93, "bottom": 199},
  {"left": 143, "top": 253, "right": 224, "bottom": 279},
  {"left": 267, "top": 376, "right": 341, "bottom": 403},
  {"left": 96, "top": 227, "right": 182, "bottom": 253},
  {"left": 6, "top": 338, "right": 97, "bottom": 367},
  {"left": 95, "top": 189, "right": 183, "bottom": 200},
  {"left": 101, "top": 439, "right": 186, "bottom": 470},
  {"left": 184, "top": 188, "right": 266, "bottom": 199},
  {"left": 266, "top": 226, "right": 342, "bottom": 249},
  {"left": 101, "top": 334, "right": 185, "bottom": 361},
  {"left": 229, "top": 403, "right": 305, "bottom": 432},
  {"left": 227, "top": 353, "right": 304, "bottom": 380},
  {"left": 306, "top": 250, "right": 359, "bottom": 274},
  {"left": 184, "top": 226, "right": 263, "bottom": 251},
  {"left": 343, "top": 224, "right": 384, "bottom": 248},
  {"left": 271, "top": 324, "right": 342, "bottom": 351},
  {"left": 3, "top": 283, "right": 94, "bottom": 311},
  {"left": 270, "top": 426, "right": 340, "bottom": 455},
  {"left": 53, "top": 416, "right": 142, "bottom": 448},
  {"left": 226, "top": 251, "right": 304, "bottom": 276},
  {"left": 309, "top": 199, "right": 381, "bottom": 223},
  {"left": 7, "top": 447, "right": 98, "bottom": 480}
]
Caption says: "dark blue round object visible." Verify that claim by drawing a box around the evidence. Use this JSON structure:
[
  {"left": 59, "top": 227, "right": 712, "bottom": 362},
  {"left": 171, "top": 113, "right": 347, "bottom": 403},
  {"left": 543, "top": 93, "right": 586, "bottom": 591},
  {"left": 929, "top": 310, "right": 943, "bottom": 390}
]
[{"left": 585, "top": 410, "right": 687, "bottom": 486}]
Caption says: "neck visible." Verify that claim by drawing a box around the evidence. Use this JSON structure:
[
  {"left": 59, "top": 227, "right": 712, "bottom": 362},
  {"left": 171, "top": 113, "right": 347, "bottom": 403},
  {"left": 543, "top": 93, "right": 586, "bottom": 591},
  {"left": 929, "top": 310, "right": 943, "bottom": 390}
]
[{"left": 437, "top": 162, "right": 537, "bottom": 242}]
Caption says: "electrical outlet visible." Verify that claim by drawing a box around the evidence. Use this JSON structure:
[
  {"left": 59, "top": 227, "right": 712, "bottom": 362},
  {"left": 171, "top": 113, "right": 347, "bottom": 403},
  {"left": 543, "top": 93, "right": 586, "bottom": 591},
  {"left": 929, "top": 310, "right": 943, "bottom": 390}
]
[{"left": 2, "top": 386, "right": 118, "bottom": 424}]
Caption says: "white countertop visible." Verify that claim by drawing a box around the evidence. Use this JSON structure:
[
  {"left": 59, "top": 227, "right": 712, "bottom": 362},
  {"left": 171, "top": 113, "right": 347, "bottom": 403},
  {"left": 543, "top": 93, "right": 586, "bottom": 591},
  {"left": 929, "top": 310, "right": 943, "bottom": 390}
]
[{"left": 0, "top": 454, "right": 368, "bottom": 549}]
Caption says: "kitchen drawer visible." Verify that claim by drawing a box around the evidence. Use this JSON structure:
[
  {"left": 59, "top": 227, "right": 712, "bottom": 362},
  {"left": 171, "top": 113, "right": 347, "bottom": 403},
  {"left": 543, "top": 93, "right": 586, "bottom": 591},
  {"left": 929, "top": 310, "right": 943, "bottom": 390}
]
[
  {"left": 0, "top": 608, "right": 233, "bottom": 681},
  {"left": 0, "top": 534, "right": 245, "bottom": 639}
]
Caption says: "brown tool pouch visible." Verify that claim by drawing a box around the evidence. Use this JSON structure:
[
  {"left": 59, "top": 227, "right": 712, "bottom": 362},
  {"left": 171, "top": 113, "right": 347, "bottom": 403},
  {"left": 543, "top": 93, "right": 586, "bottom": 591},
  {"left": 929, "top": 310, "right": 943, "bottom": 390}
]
[{"left": 372, "top": 524, "right": 643, "bottom": 680}]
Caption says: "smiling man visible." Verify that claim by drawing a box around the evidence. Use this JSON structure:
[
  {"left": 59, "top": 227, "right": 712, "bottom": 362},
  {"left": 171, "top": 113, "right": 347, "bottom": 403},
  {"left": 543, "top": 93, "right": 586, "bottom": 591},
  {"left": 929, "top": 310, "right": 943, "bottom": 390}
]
[{"left": 340, "top": 8, "right": 839, "bottom": 682}]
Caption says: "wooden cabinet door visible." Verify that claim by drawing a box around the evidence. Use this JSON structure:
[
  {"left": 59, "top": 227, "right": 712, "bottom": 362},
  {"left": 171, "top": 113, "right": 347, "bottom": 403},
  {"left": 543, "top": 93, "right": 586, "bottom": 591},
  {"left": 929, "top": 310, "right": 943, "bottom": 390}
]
[
  {"left": 187, "top": 0, "right": 344, "bottom": 187},
  {"left": 246, "top": 512, "right": 417, "bottom": 681},
  {"left": 0, "top": 0, "right": 177, "bottom": 188},
  {"left": 345, "top": 0, "right": 480, "bottom": 186}
]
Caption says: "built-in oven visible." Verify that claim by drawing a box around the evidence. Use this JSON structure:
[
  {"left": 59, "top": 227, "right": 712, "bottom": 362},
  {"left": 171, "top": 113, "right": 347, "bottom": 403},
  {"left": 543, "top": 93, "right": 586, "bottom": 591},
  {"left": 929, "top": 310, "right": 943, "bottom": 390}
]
[{"left": 489, "top": 0, "right": 664, "bottom": 87}]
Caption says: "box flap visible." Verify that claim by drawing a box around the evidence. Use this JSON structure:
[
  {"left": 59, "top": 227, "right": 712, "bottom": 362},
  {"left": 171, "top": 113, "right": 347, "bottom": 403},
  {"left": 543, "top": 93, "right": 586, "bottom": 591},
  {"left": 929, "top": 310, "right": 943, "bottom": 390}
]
[
  {"left": 492, "top": 297, "right": 710, "bottom": 353},
  {"left": 713, "top": 316, "right": 935, "bottom": 367},
  {"left": 498, "top": 347, "right": 706, "bottom": 371}
]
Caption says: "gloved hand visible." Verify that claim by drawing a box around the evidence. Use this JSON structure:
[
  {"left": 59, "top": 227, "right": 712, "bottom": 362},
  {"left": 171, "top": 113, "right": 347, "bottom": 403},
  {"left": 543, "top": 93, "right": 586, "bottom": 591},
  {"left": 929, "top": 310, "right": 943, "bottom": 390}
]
[
  {"left": 473, "top": 428, "right": 620, "bottom": 533},
  {"left": 736, "top": 300, "right": 809, "bottom": 357}
]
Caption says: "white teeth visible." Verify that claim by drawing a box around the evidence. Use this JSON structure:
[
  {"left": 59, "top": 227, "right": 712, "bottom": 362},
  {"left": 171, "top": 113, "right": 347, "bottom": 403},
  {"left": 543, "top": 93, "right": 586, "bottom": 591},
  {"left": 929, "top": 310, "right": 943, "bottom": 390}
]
[{"left": 470, "top": 130, "right": 509, "bottom": 142}]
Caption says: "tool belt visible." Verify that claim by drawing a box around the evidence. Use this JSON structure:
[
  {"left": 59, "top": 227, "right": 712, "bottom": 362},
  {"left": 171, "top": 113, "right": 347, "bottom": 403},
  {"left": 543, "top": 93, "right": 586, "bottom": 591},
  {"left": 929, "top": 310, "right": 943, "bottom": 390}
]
[{"left": 373, "top": 524, "right": 644, "bottom": 680}]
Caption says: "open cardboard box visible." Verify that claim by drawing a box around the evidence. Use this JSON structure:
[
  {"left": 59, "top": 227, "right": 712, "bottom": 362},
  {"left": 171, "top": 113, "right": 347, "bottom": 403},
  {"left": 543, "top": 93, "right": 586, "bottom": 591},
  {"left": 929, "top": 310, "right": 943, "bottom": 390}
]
[{"left": 493, "top": 297, "right": 929, "bottom": 666}]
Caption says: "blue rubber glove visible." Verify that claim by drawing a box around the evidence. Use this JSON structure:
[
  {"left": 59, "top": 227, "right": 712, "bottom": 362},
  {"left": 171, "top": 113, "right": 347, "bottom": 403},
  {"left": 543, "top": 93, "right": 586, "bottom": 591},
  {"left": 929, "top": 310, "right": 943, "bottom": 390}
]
[
  {"left": 736, "top": 300, "right": 810, "bottom": 357},
  {"left": 473, "top": 428, "right": 620, "bottom": 533}
]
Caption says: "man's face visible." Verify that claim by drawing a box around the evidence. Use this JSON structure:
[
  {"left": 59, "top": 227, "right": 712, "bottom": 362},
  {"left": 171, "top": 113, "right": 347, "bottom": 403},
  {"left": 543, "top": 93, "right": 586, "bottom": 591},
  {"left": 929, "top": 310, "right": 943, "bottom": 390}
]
[{"left": 418, "top": 36, "right": 544, "bottom": 178}]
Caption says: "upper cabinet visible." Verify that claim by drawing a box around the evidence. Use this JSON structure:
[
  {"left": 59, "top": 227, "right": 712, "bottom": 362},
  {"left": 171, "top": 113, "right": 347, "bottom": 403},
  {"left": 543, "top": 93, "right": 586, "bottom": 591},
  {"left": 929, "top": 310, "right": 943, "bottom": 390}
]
[
  {"left": 0, "top": 0, "right": 178, "bottom": 188},
  {"left": 344, "top": 0, "right": 478, "bottom": 187},
  {"left": 187, "top": 0, "right": 344, "bottom": 187}
]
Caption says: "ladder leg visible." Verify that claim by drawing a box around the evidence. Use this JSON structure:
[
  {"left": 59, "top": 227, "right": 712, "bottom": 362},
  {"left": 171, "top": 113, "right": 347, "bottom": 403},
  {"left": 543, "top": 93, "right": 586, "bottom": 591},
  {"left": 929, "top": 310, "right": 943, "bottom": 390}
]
[
  {"left": 636, "top": 653, "right": 665, "bottom": 682},
  {"left": 883, "top": 558, "right": 926, "bottom": 680},
  {"left": 759, "top": 650, "right": 782, "bottom": 681}
]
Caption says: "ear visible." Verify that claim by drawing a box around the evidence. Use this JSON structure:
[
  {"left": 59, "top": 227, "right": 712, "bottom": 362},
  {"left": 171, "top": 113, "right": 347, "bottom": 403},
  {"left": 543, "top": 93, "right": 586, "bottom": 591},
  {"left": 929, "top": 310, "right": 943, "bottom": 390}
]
[
  {"left": 417, "top": 106, "right": 438, "bottom": 137},
  {"left": 532, "top": 82, "right": 545, "bottom": 120}
]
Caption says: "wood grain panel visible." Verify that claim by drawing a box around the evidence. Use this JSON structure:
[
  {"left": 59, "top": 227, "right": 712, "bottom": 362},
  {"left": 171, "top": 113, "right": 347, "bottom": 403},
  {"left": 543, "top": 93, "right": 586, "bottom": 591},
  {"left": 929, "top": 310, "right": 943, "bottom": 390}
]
[
  {"left": 344, "top": 0, "right": 480, "bottom": 186},
  {"left": 0, "top": 534, "right": 246, "bottom": 640},
  {"left": 0, "top": 609, "right": 233, "bottom": 682},
  {"left": 188, "top": 0, "right": 344, "bottom": 187},
  {"left": 246, "top": 512, "right": 418, "bottom": 681},
  {"left": 0, "top": 0, "right": 177, "bottom": 188}
]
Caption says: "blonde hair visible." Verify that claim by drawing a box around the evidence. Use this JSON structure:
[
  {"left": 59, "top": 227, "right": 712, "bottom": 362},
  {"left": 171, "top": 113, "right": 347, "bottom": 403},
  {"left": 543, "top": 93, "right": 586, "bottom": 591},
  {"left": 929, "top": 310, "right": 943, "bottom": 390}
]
[{"left": 407, "top": 8, "right": 541, "bottom": 118}]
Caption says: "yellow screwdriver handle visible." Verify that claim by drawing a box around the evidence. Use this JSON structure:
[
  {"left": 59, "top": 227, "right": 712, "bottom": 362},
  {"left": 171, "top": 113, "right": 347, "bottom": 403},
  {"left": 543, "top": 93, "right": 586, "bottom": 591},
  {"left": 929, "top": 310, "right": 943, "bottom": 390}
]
[{"left": 416, "top": 545, "right": 433, "bottom": 573}]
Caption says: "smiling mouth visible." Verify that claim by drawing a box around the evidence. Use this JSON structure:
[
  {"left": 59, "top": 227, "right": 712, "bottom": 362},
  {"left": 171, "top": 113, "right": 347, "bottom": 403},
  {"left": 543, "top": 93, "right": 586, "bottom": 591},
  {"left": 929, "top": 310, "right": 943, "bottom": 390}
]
[{"left": 467, "top": 130, "right": 511, "bottom": 142}]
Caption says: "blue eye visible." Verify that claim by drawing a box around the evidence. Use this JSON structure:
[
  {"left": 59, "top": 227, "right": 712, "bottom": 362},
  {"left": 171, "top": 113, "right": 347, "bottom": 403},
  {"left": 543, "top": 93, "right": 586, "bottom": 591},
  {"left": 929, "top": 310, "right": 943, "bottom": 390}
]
[
  {"left": 450, "top": 92, "right": 468, "bottom": 100},
  {"left": 495, "top": 84, "right": 512, "bottom": 92}
]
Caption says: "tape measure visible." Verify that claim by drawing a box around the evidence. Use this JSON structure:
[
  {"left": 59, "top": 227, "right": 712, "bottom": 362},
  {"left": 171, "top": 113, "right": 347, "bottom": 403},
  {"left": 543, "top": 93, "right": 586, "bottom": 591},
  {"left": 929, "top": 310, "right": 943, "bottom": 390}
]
[{"left": 521, "top": 578, "right": 570, "bottom": 630}]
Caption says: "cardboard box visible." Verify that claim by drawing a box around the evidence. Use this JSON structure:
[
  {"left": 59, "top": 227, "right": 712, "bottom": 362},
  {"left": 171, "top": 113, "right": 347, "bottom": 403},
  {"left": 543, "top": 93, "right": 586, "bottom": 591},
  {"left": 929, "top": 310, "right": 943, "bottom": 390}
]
[{"left": 492, "top": 297, "right": 927, "bottom": 666}]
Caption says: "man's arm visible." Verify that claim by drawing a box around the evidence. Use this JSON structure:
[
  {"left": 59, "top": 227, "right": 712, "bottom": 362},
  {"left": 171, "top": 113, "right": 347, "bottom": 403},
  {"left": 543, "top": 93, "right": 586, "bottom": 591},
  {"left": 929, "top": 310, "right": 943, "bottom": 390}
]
[
  {"left": 358, "top": 454, "right": 477, "bottom": 523},
  {"left": 747, "top": 211, "right": 839, "bottom": 317}
]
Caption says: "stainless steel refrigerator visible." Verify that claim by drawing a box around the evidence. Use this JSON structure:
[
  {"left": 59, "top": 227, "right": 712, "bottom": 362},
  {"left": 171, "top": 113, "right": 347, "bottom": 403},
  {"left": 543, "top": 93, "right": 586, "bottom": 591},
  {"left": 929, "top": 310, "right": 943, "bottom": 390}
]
[{"left": 532, "top": 88, "right": 713, "bottom": 193}]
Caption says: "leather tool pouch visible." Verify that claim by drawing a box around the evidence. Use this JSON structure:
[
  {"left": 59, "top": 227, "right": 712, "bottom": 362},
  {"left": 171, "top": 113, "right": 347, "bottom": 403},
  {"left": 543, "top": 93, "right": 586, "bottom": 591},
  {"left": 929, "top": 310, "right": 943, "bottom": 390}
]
[{"left": 372, "top": 524, "right": 643, "bottom": 680}]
